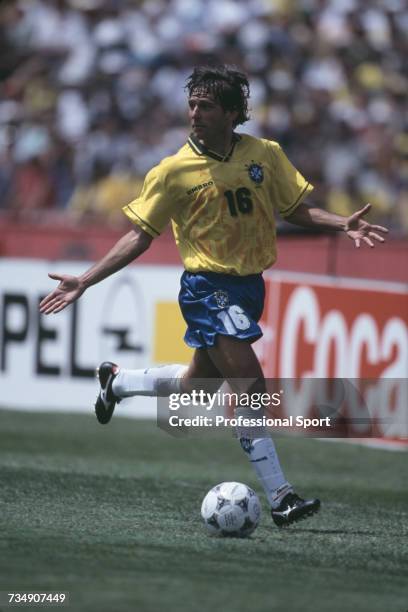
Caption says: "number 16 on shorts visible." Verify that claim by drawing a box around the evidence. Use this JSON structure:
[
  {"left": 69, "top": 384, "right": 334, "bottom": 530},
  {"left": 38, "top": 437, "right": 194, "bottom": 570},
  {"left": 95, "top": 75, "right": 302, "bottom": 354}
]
[{"left": 217, "top": 304, "right": 251, "bottom": 334}]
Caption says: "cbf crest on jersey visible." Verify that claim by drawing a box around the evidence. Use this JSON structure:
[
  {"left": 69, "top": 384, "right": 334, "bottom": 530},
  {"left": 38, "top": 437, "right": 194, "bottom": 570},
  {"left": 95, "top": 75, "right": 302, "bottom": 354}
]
[
  {"left": 247, "top": 162, "right": 264, "bottom": 184},
  {"left": 214, "top": 290, "right": 229, "bottom": 308}
]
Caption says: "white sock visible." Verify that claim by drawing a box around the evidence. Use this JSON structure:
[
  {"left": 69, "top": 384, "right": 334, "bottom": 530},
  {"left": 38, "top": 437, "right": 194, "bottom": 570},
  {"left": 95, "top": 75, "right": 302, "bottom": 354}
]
[
  {"left": 235, "top": 405, "right": 292, "bottom": 508},
  {"left": 239, "top": 436, "right": 293, "bottom": 508},
  {"left": 112, "top": 364, "right": 188, "bottom": 398}
]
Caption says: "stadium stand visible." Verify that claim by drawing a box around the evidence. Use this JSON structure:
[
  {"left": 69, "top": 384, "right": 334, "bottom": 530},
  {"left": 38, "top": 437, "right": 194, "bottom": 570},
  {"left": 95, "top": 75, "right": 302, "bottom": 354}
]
[{"left": 0, "top": 0, "right": 407, "bottom": 233}]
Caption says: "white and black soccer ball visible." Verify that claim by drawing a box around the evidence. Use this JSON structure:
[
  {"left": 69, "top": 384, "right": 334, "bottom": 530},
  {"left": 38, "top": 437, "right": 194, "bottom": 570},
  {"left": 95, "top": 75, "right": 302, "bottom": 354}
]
[{"left": 201, "top": 482, "right": 261, "bottom": 537}]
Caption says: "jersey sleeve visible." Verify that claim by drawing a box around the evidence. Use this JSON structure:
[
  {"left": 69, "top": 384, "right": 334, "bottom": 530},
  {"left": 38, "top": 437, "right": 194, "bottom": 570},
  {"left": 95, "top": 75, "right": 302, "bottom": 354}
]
[
  {"left": 122, "top": 165, "right": 172, "bottom": 237},
  {"left": 268, "top": 142, "right": 314, "bottom": 218}
]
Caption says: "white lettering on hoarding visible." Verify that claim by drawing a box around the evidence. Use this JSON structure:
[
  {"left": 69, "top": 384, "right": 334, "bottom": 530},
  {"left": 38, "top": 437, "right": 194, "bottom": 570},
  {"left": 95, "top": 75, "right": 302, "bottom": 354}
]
[
  {"left": 315, "top": 311, "right": 348, "bottom": 378},
  {"left": 280, "top": 285, "right": 407, "bottom": 379},
  {"left": 277, "top": 282, "right": 408, "bottom": 436},
  {"left": 281, "top": 287, "right": 319, "bottom": 378}
]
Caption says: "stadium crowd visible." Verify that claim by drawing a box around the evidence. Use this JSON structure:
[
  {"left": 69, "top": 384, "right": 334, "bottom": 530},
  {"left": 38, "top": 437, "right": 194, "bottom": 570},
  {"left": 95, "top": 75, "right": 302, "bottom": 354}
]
[{"left": 0, "top": 0, "right": 407, "bottom": 233}]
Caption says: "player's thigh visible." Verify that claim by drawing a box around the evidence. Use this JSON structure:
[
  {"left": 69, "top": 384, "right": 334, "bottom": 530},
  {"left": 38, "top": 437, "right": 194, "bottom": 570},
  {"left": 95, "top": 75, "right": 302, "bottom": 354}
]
[
  {"left": 207, "top": 335, "right": 265, "bottom": 394},
  {"left": 181, "top": 348, "right": 223, "bottom": 394}
]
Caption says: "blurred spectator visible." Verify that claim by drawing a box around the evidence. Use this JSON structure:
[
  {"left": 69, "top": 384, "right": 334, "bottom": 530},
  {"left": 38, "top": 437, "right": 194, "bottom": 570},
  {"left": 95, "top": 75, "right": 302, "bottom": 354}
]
[
  {"left": 68, "top": 158, "right": 142, "bottom": 226},
  {"left": 7, "top": 156, "right": 56, "bottom": 220},
  {"left": 0, "top": 0, "right": 406, "bottom": 234}
]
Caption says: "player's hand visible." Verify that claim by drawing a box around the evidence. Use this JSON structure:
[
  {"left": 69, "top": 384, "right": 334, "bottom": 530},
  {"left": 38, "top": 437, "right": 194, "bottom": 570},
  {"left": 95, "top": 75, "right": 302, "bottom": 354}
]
[
  {"left": 344, "top": 203, "right": 388, "bottom": 248},
  {"left": 39, "top": 273, "right": 85, "bottom": 314}
]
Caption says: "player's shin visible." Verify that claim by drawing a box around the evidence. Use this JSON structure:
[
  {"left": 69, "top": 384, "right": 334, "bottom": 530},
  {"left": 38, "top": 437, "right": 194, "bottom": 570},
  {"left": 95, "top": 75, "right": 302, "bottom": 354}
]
[
  {"left": 112, "top": 364, "right": 188, "bottom": 397},
  {"left": 235, "top": 408, "right": 293, "bottom": 508}
]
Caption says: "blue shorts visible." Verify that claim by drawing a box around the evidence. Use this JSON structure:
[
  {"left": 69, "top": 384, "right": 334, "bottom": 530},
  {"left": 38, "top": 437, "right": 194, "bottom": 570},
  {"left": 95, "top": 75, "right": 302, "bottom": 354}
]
[{"left": 179, "top": 271, "right": 265, "bottom": 349}]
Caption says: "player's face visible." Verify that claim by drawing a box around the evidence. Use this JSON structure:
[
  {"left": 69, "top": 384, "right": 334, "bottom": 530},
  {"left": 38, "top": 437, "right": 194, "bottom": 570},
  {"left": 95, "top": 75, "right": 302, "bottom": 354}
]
[{"left": 188, "top": 93, "right": 236, "bottom": 144}]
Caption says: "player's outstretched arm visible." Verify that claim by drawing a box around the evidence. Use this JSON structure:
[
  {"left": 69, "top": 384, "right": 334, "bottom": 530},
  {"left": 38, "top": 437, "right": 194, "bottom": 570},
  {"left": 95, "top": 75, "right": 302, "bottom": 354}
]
[
  {"left": 285, "top": 202, "right": 388, "bottom": 248},
  {"left": 39, "top": 226, "right": 153, "bottom": 315}
]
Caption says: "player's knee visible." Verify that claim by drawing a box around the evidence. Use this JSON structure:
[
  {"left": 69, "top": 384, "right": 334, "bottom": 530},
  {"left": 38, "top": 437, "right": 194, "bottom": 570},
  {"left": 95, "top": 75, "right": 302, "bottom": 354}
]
[
  {"left": 180, "top": 375, "right": 222, "bottom": 395},
  {"left": 247, "top": 377, "right": 266, "bottom": 395}
]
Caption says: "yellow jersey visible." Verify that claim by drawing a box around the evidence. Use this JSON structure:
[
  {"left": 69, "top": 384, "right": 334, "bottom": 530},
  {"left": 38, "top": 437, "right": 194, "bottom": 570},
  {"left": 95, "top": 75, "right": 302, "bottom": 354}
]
[{"left": 123, "top": 133, "right": 313, "bottom": 275}]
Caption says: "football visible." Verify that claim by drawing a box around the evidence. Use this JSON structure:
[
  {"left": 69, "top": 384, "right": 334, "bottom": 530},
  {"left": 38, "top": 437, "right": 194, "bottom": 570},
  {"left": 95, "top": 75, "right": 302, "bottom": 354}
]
[{"left": 201, "top": 482, "right": 261, "bottom": 537}]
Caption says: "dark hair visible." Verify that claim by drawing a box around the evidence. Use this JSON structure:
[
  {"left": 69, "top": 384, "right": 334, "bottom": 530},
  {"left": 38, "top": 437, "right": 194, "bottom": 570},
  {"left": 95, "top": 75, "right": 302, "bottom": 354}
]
[{"left": 185, "top": 65, "right": 250, "bottom": 126}]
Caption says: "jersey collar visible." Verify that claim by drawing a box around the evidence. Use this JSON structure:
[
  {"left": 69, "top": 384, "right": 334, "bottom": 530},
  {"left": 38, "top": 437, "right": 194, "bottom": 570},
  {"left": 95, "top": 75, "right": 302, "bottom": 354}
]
[{"left": 188, "top": 132, "right": 241, "bottom": 162}]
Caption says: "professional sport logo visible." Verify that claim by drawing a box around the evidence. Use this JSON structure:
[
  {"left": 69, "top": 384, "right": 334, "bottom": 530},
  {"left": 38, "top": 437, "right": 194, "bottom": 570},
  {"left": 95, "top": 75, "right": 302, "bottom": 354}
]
[
  {"left": 247, "top": 162, "right": 264, "bottom": 184},
  {"left": 214, "top": 290, "right": 229, "bottom": 308}
]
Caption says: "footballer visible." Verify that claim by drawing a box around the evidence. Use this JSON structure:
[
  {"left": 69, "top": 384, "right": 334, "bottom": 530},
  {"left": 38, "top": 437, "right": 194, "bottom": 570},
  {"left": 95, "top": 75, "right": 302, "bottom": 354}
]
[{"left": 39, "top": 66, "right": 388, "bottom": 528}]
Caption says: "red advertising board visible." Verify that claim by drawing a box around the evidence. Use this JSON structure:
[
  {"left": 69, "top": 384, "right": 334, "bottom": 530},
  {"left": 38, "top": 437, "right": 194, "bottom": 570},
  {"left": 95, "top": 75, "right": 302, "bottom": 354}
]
[{"left": 255, "top": 272, "right": 408, "bottom": 444}]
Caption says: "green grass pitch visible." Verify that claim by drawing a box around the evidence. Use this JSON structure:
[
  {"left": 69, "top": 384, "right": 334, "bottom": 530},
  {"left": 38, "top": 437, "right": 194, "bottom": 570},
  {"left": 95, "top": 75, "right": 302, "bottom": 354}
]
[{"left": 0, "top": 409, "right": 407, "bottom": 612}]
